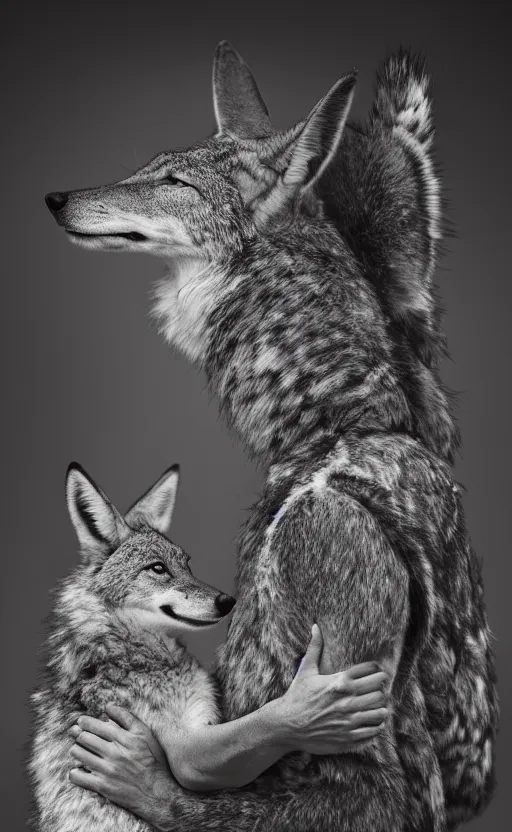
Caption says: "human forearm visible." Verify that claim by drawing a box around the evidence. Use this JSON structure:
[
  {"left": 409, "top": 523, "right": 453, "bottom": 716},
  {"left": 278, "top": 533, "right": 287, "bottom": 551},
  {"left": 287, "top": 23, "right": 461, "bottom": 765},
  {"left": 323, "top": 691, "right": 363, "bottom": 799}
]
[{"left": 168, "top": 697, "right": 294, "bottom": 791}]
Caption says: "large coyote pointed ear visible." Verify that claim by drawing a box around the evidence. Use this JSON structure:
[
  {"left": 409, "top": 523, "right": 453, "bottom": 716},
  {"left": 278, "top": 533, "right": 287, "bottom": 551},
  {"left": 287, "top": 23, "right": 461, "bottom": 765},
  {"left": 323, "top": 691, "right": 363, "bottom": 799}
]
[
  {"left": 124, "top": 464, "right": 180, "bottom": 535},
  {"left": 66, "top": 463, "right": 130, "bottom": 561},
  {"left": 255, "top": 73, "right": 357, "bottom": 227},
  {"left": 213, "top": 41, "right": 273, "bottom": 138}
]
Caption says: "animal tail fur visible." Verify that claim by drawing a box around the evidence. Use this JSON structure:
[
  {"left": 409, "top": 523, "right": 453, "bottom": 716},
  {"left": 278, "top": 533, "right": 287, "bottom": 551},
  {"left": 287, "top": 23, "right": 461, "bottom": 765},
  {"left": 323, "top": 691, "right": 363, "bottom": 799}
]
[{"left": 320, "top": 50, "right": 460, "bottom": 463}]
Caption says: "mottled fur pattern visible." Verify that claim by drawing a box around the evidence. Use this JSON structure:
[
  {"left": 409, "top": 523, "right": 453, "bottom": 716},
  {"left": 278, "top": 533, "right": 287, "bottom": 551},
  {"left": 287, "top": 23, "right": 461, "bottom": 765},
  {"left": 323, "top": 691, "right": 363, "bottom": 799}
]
[
  {"left": 29, "top": 464, "right": 233, "bottom": 832},
  {"left": 46, "top": 43, "right": 498, "bottom": 831}
]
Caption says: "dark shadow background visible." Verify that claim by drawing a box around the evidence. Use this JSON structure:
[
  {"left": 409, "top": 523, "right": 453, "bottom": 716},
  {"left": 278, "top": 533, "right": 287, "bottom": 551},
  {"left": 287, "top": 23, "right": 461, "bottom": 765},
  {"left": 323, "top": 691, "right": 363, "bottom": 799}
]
[{"left": 1, "top": 0, "right": 509, "bottom": 828}]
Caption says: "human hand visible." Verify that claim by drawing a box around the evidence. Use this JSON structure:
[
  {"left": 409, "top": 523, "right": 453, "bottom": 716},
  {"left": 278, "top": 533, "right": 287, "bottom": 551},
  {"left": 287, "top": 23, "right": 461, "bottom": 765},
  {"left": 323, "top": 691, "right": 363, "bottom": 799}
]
[
  {"left": 275, "top": 624, "right": 390, "bottom": 754},
  {"left": 69, "top": 704, "right": 179, "bottom": 831}
]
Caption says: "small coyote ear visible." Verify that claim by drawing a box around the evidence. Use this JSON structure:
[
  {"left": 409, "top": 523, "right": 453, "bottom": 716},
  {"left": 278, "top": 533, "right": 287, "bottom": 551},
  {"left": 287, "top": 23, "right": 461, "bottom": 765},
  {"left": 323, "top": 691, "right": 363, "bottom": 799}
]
[
  {"left": 125, "top": 464, "right": 180, "bottom": 535},
  {"left": 66, "top": 463, "right": 130, "bottom": 561},
  {"left": 255, "top": 73, "right": 356, "bottom": 226},
  {"left": 213, "top": 41, "right": 273, "bottom": 139}
]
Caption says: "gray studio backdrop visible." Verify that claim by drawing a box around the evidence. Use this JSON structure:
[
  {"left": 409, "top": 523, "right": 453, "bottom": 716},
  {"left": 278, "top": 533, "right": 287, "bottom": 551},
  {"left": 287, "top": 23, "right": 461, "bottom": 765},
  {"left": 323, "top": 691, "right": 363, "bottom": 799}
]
[{"left": 1, "top": 1, "right": 509, "bottom": 829}]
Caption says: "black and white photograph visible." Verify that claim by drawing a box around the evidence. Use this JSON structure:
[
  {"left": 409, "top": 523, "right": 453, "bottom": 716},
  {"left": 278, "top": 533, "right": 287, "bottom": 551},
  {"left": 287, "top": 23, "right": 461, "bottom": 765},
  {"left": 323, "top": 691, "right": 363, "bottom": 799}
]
[{"left": 1, "top": 1, "right": 509, "bottom": 829}]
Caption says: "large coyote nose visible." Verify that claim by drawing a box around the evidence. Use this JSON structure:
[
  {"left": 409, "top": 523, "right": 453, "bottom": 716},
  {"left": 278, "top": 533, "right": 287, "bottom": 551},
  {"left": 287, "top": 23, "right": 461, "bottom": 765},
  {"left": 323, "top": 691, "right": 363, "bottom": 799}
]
[
  {"left": 215, "top": 593, "right": 236, "bottom": 616},
  {"left": 45, "top": 192, "right": 69, "bottom": 214}
]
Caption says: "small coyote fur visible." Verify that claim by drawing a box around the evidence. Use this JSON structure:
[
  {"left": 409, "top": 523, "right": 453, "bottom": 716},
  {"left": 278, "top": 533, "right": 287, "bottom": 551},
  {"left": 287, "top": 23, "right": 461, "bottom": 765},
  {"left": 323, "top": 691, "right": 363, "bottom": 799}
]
[{"left": 30, "top": 463, "right": 235, "bottom": 831}]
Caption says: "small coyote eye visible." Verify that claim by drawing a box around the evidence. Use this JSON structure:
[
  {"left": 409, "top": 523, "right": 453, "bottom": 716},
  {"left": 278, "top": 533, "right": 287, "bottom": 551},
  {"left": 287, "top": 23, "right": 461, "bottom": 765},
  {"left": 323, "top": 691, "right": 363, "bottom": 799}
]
[
  {"left": 149, "top": 562, "right": 167, "bottom": 575},
  {"left": 163, "top": 174, "right": 187, "bottom": 187}
]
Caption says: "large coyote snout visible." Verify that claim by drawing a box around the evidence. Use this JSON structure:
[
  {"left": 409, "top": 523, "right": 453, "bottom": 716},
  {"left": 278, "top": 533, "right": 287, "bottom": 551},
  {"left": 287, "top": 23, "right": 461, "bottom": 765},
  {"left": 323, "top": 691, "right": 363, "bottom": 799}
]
[
  {"left": 45, "top": 173, "right": 206, "bottom": 255},
  {"left": 45, "top": 189, "right": 149, "bottom": 253}
]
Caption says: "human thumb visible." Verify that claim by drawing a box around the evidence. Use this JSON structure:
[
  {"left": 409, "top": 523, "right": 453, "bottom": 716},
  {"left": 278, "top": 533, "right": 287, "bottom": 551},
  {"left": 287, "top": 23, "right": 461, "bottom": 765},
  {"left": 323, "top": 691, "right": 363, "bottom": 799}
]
[{"left": 296, "top": 623, "right": 323, "bottom": 675}]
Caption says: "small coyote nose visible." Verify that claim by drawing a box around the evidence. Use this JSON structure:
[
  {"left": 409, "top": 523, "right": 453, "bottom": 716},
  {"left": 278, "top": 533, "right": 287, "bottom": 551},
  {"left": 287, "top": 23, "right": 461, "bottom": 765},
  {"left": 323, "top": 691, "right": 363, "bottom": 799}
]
[
  {"left": 45, "top": 192, "right": 69, "bottom": 213},
  {"left": 215, "top": 593, "right": 236, "bottom": 616}
]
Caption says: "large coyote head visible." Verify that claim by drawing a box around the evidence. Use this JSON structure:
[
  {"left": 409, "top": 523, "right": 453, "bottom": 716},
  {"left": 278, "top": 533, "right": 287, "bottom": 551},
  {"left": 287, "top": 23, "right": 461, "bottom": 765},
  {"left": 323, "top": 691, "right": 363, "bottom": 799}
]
[
  {"left": 46, "top": 44, "right": 457, "bottom": 462},
  {"left": 45, "top": 43, "right": 355, "bottom": 269},
  {"left": 45, "top": 43, "right": 443, "bottom": 359}
]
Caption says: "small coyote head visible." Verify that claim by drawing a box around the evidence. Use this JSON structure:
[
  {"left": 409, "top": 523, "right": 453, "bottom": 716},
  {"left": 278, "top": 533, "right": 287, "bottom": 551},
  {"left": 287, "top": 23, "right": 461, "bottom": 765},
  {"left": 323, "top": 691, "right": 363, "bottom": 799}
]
[{"left": 65, "top": 462, "right": 235, "bottom": 634}]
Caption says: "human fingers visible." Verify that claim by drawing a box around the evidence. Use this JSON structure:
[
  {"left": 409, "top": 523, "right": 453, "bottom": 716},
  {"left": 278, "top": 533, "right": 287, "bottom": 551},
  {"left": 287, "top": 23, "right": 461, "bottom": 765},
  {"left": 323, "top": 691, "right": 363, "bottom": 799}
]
[
  {"left": 69, "top": 744, "right": 110, "bottom": 774},
  {"left": 350, "top": 707, "right": 389, "bottom": 727},
  {"left": 296, "top": 624, "right": 324, "bottom": 676},
  {"left": 69, "top": 767, "right": 104, "bottom": 793},
  {"left": 107, "top": 703, "right": 167, "bottom": 765},
  {"left": 350, "top": 671, "right": 388, "bottom": 695},
  {"left": 350, "top": 689, "right": 388, "bottom": 710},
  {"left": 75, "top": 715, "right": 129, "bottom": 745},
  {"left": 105, "top": 703, "right": 139, "bottom": 730},
  {"left": 71, "top": 729, "right": 113, "bottom": 756},
  {"left": 348, "top": 724, "right": 385, "bottom": 741},
  {"left": 345, "top": 662, "right": 382, "bottom": 680},
  {"left": 329, "top": 670, "right": 388, "bottom": 696}
]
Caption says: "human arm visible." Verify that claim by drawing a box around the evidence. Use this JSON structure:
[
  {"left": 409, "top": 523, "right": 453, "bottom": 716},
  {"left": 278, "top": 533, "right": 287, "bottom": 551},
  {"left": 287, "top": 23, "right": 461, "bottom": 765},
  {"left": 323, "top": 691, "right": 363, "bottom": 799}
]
[
  {"left": 164, "top": 624, "right": 388, "bottom": 790},
  {"left": 70, "top": 623, "right": 389, "bottom": 793}
]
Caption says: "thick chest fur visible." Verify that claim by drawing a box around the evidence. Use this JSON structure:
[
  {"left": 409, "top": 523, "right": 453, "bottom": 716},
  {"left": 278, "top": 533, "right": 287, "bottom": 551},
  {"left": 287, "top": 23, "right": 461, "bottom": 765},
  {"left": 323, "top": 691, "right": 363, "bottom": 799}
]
[
  {"left": 154, "top": 260, "right": 240, "bottom": 365},
  {"left": 30, "top": 647, "right": 218, "bottom": 832}
]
